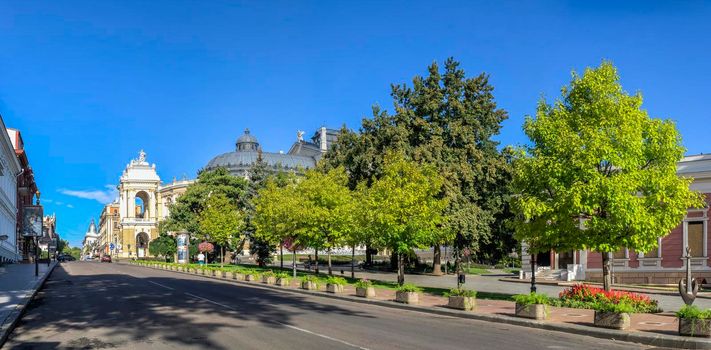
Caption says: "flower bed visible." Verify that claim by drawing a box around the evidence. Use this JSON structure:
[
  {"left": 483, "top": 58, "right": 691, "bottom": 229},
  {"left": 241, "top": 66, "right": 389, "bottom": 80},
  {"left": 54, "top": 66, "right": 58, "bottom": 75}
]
[{"left": 557, "top": 284, "right": 660, "bottom": 313}]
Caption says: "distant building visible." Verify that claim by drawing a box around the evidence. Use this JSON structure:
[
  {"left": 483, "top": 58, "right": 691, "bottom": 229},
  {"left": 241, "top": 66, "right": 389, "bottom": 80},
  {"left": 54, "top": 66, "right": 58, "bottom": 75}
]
[
  {"left": 0, "top": 119, "right": 21, "bottom": 263},
  {"left": 81, "top": 219, "right": 99, "bottom": 258},
  {"left": 96, "top": 150, "right": 191, "bottom": 259},
  {"left": 205, "top": 127, "right": 339, "bottom": 178}
]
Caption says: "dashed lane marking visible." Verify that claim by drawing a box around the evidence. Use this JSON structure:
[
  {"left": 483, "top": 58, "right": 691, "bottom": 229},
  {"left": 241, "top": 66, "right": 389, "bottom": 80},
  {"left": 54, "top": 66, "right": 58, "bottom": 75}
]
[{"left": 147, "top": 280, "right": 175, "bottom": 290}]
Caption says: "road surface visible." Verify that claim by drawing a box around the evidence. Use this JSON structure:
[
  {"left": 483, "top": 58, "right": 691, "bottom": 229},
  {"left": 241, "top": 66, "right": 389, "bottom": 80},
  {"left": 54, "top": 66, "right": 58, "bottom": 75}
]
[{"left": 3, "top": 262, "right": 655, "bottom": 350}]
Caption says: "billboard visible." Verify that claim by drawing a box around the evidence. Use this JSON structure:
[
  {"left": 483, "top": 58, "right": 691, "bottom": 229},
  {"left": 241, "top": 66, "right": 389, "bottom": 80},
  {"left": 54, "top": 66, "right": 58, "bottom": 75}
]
[
  {"left": 22, "top": 205, "right": 43, "bottom": 237},
  {"left": 176, "top": 233, "right": 189, "bottom": 264}
]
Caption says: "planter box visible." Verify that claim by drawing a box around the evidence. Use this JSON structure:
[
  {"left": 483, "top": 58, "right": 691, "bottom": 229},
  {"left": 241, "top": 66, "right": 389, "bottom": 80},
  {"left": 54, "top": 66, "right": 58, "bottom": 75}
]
[
  {"left": 395, "top": 291, "right": 419, "bottom": 304},
  {"left": 301, "top": 281, "right": 318, "bottom": 290},
  {"left": 594, "top": 311, "right": 630, "bottom": 330},
  {"left": 231, "top": 272, "right": 244, "bottom": 281},
  {"left": 356, "top": 287, "right": 376, "bottom": 298},
  {"left": 245, "top": 274, "right": 257, "bottom": 282},
  {"left": 262, "top": 276, "right": 276, "bottom": 284},
  {"left": 196, "top": 269, "right": 204, "bottom": 275},
  {"left": 515, "top": 303, "right": 548, "bottom": 320},
  {"left": 217, "top": 271, "right": 227, "bottom": 278},
  {"left": 448, "top": 296, "right": 476, "bottom": 311},
  {"left": 679, "top": 318, "right": 711, "bottom": 337},
  {"left": 276, "top": 278, "right": 290, "bottom": 286},
  {"left": 327, "top": 284, "right": 344, "bottom": 293}
]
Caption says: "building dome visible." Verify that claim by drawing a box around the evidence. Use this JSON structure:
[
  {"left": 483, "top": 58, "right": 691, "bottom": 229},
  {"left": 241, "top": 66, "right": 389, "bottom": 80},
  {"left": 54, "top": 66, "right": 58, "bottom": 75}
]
[
  {"left": 86, "top": 219, "right": 98, "bottom": 237},
  {"left": 236, "top": 129, "right": 259, "bottom": 151}
]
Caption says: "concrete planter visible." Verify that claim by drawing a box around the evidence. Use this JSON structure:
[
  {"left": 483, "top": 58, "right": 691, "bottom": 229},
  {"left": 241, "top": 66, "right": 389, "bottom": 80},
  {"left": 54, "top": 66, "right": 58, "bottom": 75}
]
[
  {"left": 594, "top": 311, "right": 630, "bottom": 330},
  {"left": 448, "top": 296, "right": 476, "bottom": 311},
  {"left": 395, "top": 291, "right": 419, "bottom": 304},
  {"left": 245, "top": 274, "right": 257, "bottom": 282},
  {"left": 276, "top": 278, "right": 290, "bottom": 286},
  {"left": 327, "top": 284, "right": 344, "bottom": 294},
  {"left": 262, "top": 276, "right": 276, "bottom": 284},
  {"left": 217, "top": 270, "right": 227, "bottom": 278},
  {"left": 356, "top": 287, "right": 376, "bottom": 298},
  {"left": 231, "top": 272, "right": 244, "bottom": 281},
  {"left": 515, "top": 303, "right": 548, "bottom": 320},
  {"left": 679, "top": 318, "right": 711, "bottom": 337},
  {"left": 196, "top": 269, "right": 204, "bottom": 275},
  {"left": 301, "top": 281, "right": 318, "bottom": 290}
]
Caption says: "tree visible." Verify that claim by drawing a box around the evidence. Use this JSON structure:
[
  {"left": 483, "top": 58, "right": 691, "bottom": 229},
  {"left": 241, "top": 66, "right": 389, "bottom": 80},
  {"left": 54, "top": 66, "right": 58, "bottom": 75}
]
[
  {"left": 512, "top": 61, "right": 704, "bottom": 291},
  {"left": 363, "top": 153, "right": 447, "bottom": 285},
  {"left": 253, "top": 174, "right": 301, "bottom": 268},
  {"left": 199, "top": 193, "right": 246, "bottom": 267},
  {"left": 244, "top": 152, "right": 279, "bottom": 266},
  {"left": 161, "top": 168, "right": 249, "bottom": 236},
  {"left": 324, "top": 58, "right": 512, "bottom": 272},
  {"left": 57, "top": 239, "right": 68, "bottom": 253},
  {"left": 148, "top": 234, "right": 177, "bottom": 262},
  {"left": 296, "top": 167, "right": 356, "bottom": 275}
]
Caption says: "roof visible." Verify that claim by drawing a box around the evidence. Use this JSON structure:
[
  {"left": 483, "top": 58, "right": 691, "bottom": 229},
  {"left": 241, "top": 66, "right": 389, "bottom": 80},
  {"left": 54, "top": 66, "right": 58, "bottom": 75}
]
[{"left": 206, "top": 150, "right": 315, "bottom": 171}]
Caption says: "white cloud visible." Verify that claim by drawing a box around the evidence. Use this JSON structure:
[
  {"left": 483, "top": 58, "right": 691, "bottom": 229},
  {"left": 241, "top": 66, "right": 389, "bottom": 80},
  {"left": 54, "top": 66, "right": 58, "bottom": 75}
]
[
  {"left": 59, "top": 185, "right": 118, "bottom": 204},
  {"left": 66, "top": 204, "right": 74, "bottom": 208}
]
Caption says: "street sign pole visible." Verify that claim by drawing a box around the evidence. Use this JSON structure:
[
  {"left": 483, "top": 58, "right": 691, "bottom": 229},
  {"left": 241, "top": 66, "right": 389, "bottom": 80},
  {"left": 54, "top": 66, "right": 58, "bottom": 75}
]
[{"left": 34, "top": 236, "right": 38, "bottom": 277}]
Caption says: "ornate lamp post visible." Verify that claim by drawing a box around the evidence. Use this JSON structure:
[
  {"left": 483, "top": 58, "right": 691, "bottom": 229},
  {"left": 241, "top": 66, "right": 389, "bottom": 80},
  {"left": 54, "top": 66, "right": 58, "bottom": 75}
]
[{"left": 679, "top": 246, "right": 698, "bottom": 305}]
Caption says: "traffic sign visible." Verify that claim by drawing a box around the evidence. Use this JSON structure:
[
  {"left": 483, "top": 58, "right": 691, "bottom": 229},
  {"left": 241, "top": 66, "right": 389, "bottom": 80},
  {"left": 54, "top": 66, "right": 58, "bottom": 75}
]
[{"left": 110, "top": 243, "right": 115, "bottom": 251}]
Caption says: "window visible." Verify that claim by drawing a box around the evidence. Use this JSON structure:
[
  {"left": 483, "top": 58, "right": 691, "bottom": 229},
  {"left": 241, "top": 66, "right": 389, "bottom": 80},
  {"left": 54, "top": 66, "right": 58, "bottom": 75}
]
[{"left": 688, "top": 222, "right": 704, "bottom": 258}]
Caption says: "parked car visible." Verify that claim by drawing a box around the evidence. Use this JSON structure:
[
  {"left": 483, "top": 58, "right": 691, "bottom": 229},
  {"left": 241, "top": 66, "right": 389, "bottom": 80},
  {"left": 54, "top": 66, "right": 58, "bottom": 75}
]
[
  {"left": 100, "top": 255, "right": 112, "bottom": 263},
  {"left": 58, "top": 255, "right": 75, "bottom": 262}
]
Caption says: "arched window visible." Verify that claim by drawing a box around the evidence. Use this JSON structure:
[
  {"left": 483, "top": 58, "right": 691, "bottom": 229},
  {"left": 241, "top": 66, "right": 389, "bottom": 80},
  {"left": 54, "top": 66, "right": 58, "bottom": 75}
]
[{"left": 135, "top": 191, "right": 150, "bottom": 218}]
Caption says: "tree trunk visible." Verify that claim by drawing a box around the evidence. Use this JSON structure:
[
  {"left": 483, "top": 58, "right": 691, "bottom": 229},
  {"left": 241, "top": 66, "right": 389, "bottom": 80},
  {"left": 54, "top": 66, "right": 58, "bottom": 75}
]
[
  {"left": 602, "top": 252, "right": 612, "bottom": 291},
  {"left": 365, "top": 244, "right": 372, "bottom": 266},
  {"left": 292, "top": 250, "right": 297, "bottom": 278},
  {"left": 220, "top": 246, "right": 224, "bottom": 268},
  {"left": 280, "top": 244, "right": 284, "bottom": 269},
  {"left": 327, "top": 249, "right": 332, "bottom": 275},
  {"left": 397, "top": 252, "right": 405, "bottom": 285},
  {"left": 314, "top": 250, "right": 319, "bottom": 274},
  {"left": 351, "top": 246, "right": 355, "bottom": 279},
  {"left": 432, "top": 245, "right": 443, "bottom": 275}
]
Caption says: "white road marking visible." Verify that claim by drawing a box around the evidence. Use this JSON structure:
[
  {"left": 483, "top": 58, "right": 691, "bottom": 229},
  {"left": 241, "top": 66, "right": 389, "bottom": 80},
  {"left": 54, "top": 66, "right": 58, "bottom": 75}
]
[
  {"left": 148, "top": 280, "right": 174, "bottom": 290},
  {"left": 185, "top": 292, "right": 236, "bottom": 310},
  {"left": 276, "top": 322, "right": 371, "bottom": 350},
  {"left": 183, "top": 292, "right": 369, "bottom": 350}
]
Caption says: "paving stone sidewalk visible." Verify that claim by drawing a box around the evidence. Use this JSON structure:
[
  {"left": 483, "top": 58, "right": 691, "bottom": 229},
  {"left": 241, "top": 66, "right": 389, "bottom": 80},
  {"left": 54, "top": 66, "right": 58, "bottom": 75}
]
[{"left": 0, "top": 262, "right": 56, "bottom": 344}]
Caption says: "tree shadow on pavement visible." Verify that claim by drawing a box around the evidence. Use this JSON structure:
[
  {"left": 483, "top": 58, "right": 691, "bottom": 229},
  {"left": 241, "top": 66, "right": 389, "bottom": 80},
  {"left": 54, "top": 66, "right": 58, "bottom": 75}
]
[{"left": 3, "top": 263, "right": 372, "bottom": 350}]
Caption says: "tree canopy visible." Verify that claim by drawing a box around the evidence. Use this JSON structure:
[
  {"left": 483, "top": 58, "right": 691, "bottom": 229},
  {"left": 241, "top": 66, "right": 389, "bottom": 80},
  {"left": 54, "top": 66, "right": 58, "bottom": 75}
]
[
  {"left": 199, "top": 193, "right": 246, "bottom": 267},
  {"left": 512, "top": 61, "right": 704, "bottom": 290}
]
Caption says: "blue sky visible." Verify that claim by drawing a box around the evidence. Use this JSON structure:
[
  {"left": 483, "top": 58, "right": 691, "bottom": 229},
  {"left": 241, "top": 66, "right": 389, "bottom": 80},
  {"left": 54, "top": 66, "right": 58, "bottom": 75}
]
[{"left": 1, "top": 1, "right": 709, "bottom": 247}]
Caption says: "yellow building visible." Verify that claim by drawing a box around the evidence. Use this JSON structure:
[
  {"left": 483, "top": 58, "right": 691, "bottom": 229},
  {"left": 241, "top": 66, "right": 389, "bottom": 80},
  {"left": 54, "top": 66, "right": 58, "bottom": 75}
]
[{"left": 97, "top": 150, "right": 191, "bottom": 259}]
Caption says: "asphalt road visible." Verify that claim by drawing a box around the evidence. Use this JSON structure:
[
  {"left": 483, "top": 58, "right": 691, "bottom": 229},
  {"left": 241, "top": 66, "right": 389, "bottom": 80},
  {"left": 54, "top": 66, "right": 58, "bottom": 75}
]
[{"left": 3, "top": 262, "right": 661, "bottom": 350}]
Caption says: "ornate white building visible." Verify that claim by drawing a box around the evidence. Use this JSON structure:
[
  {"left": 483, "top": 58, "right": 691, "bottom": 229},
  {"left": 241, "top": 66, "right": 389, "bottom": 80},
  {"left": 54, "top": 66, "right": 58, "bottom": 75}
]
[
  {"left": 0, "top": 116, "right": 21, "bottom": 263},
  {"left": 99, "top": 150, "right": 191, "bottom": 259},
  {"left": 81, "top": 219, "right": 99, "bottom": 258}
]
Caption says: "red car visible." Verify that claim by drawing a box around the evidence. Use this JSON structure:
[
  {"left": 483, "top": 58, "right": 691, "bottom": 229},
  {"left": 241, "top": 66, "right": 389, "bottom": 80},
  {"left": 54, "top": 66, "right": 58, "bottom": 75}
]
[{"left": 100, "top": 255, "right": 112, "bottom": 263}]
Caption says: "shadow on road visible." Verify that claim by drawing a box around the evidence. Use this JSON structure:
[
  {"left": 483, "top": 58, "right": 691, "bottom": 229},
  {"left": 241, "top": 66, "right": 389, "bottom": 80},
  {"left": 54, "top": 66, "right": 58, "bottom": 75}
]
[{"left": 5, "top": 263, "right": 372, "bottom": 350}]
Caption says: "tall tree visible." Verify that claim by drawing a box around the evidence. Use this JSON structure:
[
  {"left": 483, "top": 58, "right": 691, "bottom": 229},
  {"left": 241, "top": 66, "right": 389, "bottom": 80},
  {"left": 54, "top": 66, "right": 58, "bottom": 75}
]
[
  {"left": 253, "top": 174, "right": 301, "bottom": 267},
  {"left": 148, "top": 234, "right": 177, "bottom": 262},
  {"left": 324, "top": 58, "right": 512, "bottom": 272},
  {"left": 296, "top": 167, "right": 356, "bottom": 275},
  {"left": 512, "top": 62, "right": 704, "bottom": 291},
  {"left": 199, "top": 193, "right": 245, "bottom": 267},
  {"left": 363, "top": 153, "right": 447, "bottom": 285},
  {"left": 244, "top": 151, "right": 279, "bottom": 266}
]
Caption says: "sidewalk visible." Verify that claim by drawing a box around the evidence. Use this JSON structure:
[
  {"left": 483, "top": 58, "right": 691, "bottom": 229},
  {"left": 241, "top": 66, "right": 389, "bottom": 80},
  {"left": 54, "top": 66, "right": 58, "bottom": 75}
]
[{"left": 0, "top": 261, "right": 56, "bottom": 344}]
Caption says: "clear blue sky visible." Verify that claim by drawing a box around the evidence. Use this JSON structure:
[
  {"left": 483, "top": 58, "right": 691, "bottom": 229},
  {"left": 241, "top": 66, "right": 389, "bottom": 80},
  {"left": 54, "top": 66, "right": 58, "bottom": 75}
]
[{"left": 1, "top": 1, "right": 709, "bottom": 247}]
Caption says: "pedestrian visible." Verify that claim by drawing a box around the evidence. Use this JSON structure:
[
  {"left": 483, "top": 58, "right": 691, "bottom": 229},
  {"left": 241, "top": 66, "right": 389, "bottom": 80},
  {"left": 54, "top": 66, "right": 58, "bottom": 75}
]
[{"left": 198, "top": 252, "right": 205, "bottom": 266}]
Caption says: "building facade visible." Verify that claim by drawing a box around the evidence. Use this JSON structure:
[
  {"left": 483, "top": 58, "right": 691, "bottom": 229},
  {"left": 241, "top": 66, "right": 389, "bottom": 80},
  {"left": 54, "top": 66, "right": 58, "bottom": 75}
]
[
  {"left": 96, "top": 150, "right": 191, "bottom": 259},
  {"left": 0, "top": 120, "right": 21, "bottom": 263},
  {"left": 205, "top": 127, "right": 338, "bottom": 178},
  {"left": 522, "top": 154, "right": 711, "bottom": 284},
  {"left": 6, "top": 128, "right": 39, "bottom": 262},
  {"left": 81, "top": 219, "right": 99, "bottom": 258}
]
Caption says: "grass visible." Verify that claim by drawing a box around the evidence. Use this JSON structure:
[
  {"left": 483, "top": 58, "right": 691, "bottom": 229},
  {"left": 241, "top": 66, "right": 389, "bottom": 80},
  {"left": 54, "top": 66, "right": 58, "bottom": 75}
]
[{"left": 463, "top": 267, "right": 491, "bottom": 275}]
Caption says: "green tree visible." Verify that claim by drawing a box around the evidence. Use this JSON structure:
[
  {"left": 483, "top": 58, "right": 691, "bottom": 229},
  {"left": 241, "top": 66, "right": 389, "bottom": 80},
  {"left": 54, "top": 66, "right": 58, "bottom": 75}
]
[
  {"left": 161, "top": 167, "right": 249, "bottom": 236},
  {"left": 324, "top": 58, "right": 512, "bottom": 272},
  {"left": 148, "top": 234, "right": 177, "bottom": 262},
  {"left": 296, "top": 167, "right": 356, "bottom": 275},
  {"left": 512, "top": 62, "right": 704, "bottom": 291},
  {"left": 199, "top": 193, "right": 246, "bottom": 267},
  {"left": 244, "top": 152, "right": 279, "bottom": 266},
  {"left": 363, "top": 153, "right": 447, "bottom": 285}
]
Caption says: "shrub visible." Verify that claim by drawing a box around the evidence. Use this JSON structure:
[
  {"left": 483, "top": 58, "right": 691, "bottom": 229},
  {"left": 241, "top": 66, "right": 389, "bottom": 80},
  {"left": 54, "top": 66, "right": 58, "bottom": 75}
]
[
  {"left": 558, "top": 284, "right": 660, "bottom": 313},
  {"left": 594, "top": 300, "right": 635, "bottom": 314},
  {"left": 397, "top": 283, "right": 422, "bottom": 293},
  {"left": 677, "top": 305, "right": 711, "bottom": 320},
  {"left": 262, "top": 270, "right": 276, "bottom": 277},
  {"left": 276, "top": 272, "right": 291, "bottom": 280},
  {"left": 445, "top": 288, "right": 477, "bottom": 298},
  {"left": 355, "top": 279, "right": 373, "bottom": 289},
  {"left": 301, "top": 275, "right": 320, "bottom": 287},
  {"left": 513, "top": 293, "right": 551, "bottom": 305},
  {"left": 326, "top": 276, "right": 347, "bottom": 286}
]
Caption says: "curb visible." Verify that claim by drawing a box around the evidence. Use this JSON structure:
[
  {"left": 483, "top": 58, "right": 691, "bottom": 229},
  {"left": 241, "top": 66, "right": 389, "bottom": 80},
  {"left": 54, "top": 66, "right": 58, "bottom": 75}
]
[
  {"left": 0, "top": 261, "right": 58, "bottom": 346},
  {"left": 125, "top": 263, "right": 711, "bottom": 349}
]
